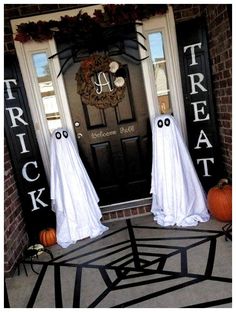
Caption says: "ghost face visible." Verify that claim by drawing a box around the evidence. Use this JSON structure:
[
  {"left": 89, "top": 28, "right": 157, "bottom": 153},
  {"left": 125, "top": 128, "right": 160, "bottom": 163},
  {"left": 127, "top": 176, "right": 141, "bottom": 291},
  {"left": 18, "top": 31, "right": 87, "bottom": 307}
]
[
  {"left": 156, "top": 116, "right": 171, "bottom": 128},
  {"left": 54, "top": 129, "right": 69, "bottom": 140},
  {"left": 153, "top": 115, "right": 181, "bottom": 146},
  {"left": 50, "top": 128, "right": 77, "bottom": 156}
]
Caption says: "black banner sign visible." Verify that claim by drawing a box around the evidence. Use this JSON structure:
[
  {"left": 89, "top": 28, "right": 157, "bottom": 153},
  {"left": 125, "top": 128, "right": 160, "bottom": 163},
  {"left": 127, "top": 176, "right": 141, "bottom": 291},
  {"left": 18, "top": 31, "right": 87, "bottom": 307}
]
[
  {"left": 4, "top": 54, "right": 55, "bottom": 244},
  {"left": 176, "top": 17, "right": 223, "bottom": 191}
]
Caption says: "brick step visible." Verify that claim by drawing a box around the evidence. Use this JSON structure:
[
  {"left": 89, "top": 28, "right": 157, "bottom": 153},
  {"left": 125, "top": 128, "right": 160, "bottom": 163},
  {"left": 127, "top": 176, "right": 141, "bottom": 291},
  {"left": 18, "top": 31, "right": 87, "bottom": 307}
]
[{"left": 102, "top": 204, "right": 151, "bottom": 222}]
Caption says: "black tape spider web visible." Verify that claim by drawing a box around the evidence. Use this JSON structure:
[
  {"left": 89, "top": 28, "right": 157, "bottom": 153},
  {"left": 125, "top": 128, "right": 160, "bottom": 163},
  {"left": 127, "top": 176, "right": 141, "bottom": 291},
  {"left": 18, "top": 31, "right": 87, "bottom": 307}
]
[{"left": 17, "top": 218, "right": 231, "bottom": 308}]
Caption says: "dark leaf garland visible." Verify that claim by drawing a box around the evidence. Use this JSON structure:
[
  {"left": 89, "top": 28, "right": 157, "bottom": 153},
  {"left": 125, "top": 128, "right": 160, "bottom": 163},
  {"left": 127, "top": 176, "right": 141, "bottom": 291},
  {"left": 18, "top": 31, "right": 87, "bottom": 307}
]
[{"left": 15, "top": 4, "right": 168, "bottom": 44}]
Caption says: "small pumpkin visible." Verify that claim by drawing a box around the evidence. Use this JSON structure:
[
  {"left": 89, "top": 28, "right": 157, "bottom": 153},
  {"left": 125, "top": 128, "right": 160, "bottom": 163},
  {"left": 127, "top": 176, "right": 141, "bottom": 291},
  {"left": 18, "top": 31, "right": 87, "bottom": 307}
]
[
  {"left": 207, "top": 178, "right": 232, "bottom": 222},
  {"left": 39, "top": 227, "right": 57, "bottom": 247}
]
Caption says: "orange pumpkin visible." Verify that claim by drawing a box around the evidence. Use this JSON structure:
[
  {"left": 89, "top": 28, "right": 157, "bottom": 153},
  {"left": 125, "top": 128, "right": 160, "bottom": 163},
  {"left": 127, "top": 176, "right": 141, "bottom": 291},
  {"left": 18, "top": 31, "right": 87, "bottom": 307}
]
[
  {"left": 207, "top": 179, "right": 232, "bottom": 221},
  {"left": 39, "top": 227, "right": 57, "bottom": 247}
]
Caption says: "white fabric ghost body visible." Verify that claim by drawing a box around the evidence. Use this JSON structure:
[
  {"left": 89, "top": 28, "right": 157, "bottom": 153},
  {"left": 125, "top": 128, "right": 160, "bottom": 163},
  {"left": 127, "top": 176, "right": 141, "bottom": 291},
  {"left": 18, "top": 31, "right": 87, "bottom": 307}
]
[
  {"left": 150, "top": 115, "right": 210, "bottom": 227},
  {"left": 50, "top": 128, "right": 108, "bottom": 248}
]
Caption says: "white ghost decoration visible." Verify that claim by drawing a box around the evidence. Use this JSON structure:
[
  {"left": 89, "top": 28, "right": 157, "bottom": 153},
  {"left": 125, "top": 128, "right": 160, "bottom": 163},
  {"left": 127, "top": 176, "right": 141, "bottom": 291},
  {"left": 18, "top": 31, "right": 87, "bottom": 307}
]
[
  {"left": 151, "top": 115, "right": 210, "bottom": 227},
  {"left": 50, "top": 128, "right": 108, "bottom": 248}
]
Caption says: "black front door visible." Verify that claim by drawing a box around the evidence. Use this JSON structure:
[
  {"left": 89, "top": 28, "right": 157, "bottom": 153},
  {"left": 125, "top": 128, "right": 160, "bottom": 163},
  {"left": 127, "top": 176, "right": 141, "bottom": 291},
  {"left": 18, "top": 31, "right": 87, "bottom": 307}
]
[{"left": 62, "top": 54, "right": 152, "bottom": 205}]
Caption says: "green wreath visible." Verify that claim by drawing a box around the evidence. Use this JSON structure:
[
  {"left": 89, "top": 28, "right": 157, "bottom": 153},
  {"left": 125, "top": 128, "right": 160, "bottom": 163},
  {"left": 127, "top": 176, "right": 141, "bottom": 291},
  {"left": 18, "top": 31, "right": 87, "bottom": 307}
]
[{"left": 75, "top": 54, "right": 126, "bottom": 109}]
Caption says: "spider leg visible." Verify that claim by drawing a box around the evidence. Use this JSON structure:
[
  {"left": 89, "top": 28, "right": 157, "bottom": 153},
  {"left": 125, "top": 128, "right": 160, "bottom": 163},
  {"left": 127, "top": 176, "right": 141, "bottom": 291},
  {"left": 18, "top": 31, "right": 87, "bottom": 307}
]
[
  {"left": 128, "top": 38, "right": 147, "bottom": 51},
  {"left": 56, "top": 55, "right": 73, "bottom": 77},
  {"left": 136, "top": 31, "right": 146, "bottom": 40},
  {"left": 48, "top": 44, "right": 76, "bottom": 60},
  {"left": 122, "top": 51, "right": 149, "bottom": 62},
  {"left": 122, "top": 30, "right": 146, "bottom": 41},
  {"left": 57, "top": 46, "right": 89, "bottom": 76}
]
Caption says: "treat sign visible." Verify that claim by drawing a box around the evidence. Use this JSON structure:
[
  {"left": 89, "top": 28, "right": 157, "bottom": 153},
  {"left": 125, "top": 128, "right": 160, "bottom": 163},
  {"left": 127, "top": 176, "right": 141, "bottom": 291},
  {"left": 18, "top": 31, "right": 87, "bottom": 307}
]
[{"left": 177, "top": 18, "right": 222, "bottom": 191}]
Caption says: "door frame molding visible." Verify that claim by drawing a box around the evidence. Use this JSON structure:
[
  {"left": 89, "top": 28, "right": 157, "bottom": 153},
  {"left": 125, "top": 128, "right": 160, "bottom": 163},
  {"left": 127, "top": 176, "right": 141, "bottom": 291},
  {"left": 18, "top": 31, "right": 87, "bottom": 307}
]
[{"left": 10, "top": 5, "right": 187, "bottom": 207}]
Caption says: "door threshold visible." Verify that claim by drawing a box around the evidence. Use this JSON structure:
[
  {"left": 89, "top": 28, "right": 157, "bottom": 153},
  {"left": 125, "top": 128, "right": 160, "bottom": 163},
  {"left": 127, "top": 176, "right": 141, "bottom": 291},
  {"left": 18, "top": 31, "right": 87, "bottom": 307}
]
[{"left": 100, "top": 197, "right": 152, "bottom": 213}]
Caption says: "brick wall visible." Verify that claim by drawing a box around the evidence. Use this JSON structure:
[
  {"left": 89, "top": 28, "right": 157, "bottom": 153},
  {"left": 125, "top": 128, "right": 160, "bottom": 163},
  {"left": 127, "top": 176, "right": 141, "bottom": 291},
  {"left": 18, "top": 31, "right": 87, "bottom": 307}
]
[
  {"left": 173, "top": 4, "right": 232, "bottom": 179},
  {"left": 4, "top": 140, "right": 29, "bottom": 276},
  {"left": 205, "top": 5, "right": 232, "bottom": 178}
]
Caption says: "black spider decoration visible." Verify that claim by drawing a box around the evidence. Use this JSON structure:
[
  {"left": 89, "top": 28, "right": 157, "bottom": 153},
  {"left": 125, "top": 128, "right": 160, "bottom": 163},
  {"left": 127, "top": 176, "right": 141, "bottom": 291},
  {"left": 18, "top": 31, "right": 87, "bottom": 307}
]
[
  {"left": 15, "top": 5, "right": 169, "bottom": 75},
  {"left": 49, "top": 22, "right": 149, "bottom": 77}
]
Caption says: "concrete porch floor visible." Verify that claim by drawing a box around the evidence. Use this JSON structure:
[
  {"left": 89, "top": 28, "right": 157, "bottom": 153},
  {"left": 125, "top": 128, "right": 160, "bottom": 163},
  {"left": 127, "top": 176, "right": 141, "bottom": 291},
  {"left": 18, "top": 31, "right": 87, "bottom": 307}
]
[{"left": 5, "top": 214, "right": 232, "bottom": 308}]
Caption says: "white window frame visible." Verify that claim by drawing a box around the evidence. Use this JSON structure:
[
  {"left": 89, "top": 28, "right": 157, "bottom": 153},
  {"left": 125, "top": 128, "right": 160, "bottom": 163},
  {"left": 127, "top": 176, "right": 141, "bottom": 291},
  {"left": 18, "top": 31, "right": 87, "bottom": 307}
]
[
  {"left": 10, "top": 5, "right": 187, "bottom": 180},
  {"left": 137, "top": 6, "right": 187, "bottom": 141}
]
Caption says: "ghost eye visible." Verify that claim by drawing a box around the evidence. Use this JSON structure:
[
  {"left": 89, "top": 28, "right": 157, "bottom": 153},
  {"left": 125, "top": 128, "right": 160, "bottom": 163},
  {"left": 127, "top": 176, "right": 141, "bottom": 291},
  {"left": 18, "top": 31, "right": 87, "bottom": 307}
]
[
  {"left": 157, "top": 120, "right": 163, "bottom": 128},
  {"left": 63, "top": 131, "right": 68, "bottom": 138},
  {"left": 164, "top": 118, "right": 170, "bottom": 127},
  {"left": 55, "top": 131, "right": 62, "bottom": 139}
]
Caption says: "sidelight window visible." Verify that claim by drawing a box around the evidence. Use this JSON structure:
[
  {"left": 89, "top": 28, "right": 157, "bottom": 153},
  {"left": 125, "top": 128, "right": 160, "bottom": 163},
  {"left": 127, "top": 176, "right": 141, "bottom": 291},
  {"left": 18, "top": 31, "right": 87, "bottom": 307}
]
[
  {"left": 32, "top": 52, "right": 62, "bottom": 133},
  {"left": 149, "top": 32, "right": 172, "bottom": 115}
]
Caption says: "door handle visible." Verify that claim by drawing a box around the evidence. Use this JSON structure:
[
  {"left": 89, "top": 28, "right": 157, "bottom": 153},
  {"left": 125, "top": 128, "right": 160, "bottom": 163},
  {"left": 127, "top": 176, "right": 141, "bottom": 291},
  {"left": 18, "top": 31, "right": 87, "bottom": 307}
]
[{"left": 77, "top": 133, "right": 83, "bottom": 139}]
